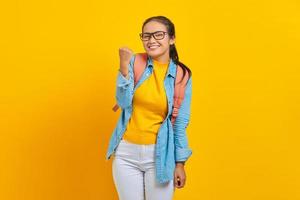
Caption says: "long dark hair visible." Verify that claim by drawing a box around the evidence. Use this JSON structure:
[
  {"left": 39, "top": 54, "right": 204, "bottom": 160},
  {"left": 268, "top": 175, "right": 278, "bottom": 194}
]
[{"left": 141, "top": 16, "right": 192, "bottom": 85}]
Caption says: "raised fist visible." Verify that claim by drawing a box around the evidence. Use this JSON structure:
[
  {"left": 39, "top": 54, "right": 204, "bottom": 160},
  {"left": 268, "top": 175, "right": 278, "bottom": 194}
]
[{"left": 119, "top": 47, "right": 134, "bottom": 72}]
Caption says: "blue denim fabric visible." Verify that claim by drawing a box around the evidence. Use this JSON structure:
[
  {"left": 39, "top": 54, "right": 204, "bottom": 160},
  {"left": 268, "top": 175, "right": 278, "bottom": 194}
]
[{"left": 106, "top": 54, "right": 192, "bottom": 184}]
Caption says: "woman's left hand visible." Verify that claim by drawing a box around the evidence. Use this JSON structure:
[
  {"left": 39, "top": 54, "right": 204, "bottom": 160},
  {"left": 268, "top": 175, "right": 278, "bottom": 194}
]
[{"left": 173, "top": 163, "right": 186, "bottom": 188}]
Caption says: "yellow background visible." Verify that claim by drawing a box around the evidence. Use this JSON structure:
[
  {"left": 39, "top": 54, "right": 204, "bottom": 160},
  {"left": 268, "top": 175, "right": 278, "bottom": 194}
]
[{"left": 1, "top": 0, "right": 299, "bottom": 199}]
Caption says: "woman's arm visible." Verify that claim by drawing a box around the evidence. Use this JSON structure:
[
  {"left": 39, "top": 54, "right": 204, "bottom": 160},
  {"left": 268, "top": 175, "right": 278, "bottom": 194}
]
[
  {"left": 173, "top": 76, "right": 193, "bottom": 163},
  {"left": 115, "top": 54, "right": 135, "bottom": 109}
]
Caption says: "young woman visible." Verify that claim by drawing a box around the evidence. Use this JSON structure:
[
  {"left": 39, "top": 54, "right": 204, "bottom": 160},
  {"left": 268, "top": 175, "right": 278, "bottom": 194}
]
[{"left": 106, "top": 16, "right": 193, "bottom": 200}]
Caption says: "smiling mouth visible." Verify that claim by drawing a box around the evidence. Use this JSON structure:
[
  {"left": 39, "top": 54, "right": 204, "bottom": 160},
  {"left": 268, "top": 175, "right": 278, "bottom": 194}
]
[{"left": 148, "top": 45, "right": 160, "bottom": 50}]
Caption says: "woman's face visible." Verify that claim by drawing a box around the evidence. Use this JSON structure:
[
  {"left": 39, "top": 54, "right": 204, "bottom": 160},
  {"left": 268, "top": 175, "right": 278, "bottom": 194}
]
[{"left": 141, "top": 21, "right": 175, "bottom": 62}]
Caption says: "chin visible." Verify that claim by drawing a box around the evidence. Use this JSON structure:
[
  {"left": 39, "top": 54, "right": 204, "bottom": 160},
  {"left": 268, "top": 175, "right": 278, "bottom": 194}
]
[{"left": 146, "top": 50, "right": 163, "bottom": 59}]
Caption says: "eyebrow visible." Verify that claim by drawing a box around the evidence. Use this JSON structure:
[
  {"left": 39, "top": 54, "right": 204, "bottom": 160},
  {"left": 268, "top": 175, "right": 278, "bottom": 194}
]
[{"left": 143, "top": 31, "right": 165, "bottom": 34}]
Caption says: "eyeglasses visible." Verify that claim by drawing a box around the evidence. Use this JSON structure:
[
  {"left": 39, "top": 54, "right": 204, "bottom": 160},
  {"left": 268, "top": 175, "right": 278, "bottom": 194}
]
[{"left": 139, "top": 31, "right": 168, "bottom": 41}]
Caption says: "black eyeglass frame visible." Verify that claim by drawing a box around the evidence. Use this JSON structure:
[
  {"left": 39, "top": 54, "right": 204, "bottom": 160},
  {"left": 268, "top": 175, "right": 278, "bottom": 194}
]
[{"left": 139, "top": 31, "right": 168, "bottom": 41}]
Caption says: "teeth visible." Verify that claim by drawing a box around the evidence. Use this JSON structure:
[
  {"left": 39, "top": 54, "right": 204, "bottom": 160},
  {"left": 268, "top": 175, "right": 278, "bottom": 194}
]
[{"left": 149, "top": 45, "right": 159, "bottom": 49}]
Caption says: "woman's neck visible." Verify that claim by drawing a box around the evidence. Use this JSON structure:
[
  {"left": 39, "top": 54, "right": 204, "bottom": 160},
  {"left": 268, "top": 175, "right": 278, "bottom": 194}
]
[
  {"left": 153, "top": 59, "right": 169, "bottom": 65},
  {"left": 152, "top": 57, "right": 170, "bottom": 65}
]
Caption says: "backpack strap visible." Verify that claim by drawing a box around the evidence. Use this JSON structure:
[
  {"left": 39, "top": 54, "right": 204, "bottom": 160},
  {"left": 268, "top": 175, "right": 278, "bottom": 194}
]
[
  {"left": 171, "top": 65, "right": 190, "bottom": 125},
  {"left": 112, "top": 104, "right": 119, "bottom": 112},
  {"left": 133, "top": 53, "right": 148, "bottom": 86}
]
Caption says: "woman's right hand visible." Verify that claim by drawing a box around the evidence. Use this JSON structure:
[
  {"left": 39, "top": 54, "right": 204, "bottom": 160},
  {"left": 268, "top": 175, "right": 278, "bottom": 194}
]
[{"left": 119, "top": 47, "right": 134, "bottom": 76}]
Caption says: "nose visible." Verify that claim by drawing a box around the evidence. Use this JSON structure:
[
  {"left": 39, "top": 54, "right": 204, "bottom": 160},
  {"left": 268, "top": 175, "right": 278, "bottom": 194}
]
[{"left": 149, "top": 34, "right": 156, "bottom": 42}]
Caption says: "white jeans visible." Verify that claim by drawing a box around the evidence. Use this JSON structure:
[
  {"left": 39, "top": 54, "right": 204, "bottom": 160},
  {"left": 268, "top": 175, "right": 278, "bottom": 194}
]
[{"left": 112, "top": 139, "right": 175, "bottom": 200}]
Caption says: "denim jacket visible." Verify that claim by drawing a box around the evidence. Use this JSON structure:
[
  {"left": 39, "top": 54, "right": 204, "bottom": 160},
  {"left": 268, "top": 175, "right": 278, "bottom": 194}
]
[{"left": 106, "top": 54, "right": 192, "bottom": 184}]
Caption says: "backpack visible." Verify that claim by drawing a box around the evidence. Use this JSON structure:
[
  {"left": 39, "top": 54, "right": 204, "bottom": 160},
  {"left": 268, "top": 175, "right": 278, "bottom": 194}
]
[{"left": 112, "top": 52, "right": 189, "bottom": 125}]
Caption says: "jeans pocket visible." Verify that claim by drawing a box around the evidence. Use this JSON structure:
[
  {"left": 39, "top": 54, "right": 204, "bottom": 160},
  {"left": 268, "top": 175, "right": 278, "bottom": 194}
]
[{"left": 115, "top": 140, "right": 125, "bottom": 156}]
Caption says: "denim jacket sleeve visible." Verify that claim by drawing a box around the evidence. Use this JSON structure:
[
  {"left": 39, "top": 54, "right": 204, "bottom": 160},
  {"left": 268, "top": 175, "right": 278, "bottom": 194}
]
[
  {"left": 115, "top": 55, "right": 135, "bottom": 109},
  {"left": 173, "top": 76, "right": 193, "bottom": 163}
]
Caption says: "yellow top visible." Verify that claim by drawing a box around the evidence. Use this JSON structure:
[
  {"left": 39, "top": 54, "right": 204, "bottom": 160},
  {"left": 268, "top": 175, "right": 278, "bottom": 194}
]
[{"left": 122, "top": 59, "right": 169, "bottom": 144}]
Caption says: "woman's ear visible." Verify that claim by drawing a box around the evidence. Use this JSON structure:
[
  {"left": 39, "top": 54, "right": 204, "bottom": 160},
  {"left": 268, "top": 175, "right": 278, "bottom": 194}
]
[{"left": 170, "top": 36, "right": 175, "bottom": 45}]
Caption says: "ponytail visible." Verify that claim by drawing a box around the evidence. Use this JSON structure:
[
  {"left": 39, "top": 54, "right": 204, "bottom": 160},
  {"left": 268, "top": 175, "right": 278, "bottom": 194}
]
[{"left": 170, "top": 44, "right": 192, "bottom": 86}]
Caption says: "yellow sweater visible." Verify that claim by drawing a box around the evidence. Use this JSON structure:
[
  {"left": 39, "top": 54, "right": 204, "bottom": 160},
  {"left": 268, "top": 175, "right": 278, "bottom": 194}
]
[{"left": 122, "top": 59, "right": 169, "bottom": 144}]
